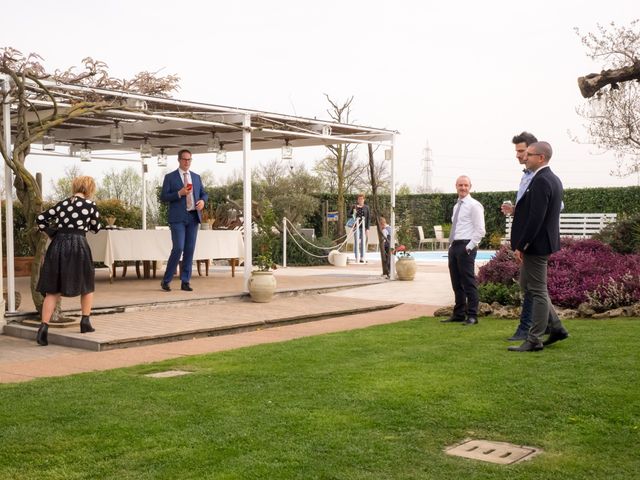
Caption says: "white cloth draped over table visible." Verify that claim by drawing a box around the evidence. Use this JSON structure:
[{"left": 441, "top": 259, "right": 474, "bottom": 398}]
[{"left": 86, "top": 230, "right": 244, "bottom": 268}]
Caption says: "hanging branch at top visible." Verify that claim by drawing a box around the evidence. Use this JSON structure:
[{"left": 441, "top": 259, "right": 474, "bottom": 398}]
[
  {"left": 578, "top": 61, "right": 640, "bottom": 98},
  {"left": 0, "top": 47, "right": 181, "bottom": 318},
  {"left": 576, "top": 20, "right": 640, "bottom": 97},
  {"left": 574, "top": 21, "right": 640, "bottom": 178}
]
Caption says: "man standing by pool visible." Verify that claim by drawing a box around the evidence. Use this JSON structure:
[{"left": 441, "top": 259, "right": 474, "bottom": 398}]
[
  {"left": 443, "top": 175, "right": 485, "bottom": 326},
  {"left": 502, "top": 132, "right": 557, "bottom": 341},
  {"left": 502, "top": 131, "right": 537, "bottom": 341},
  {"left": 508, "top": 141, "right": 569, "bottom": 352}
]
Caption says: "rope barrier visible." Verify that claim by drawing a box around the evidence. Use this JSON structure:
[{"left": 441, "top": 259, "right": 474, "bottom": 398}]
[
  {"left": 281, "top": 217, "right": 366, "bottom": 263},
  {"left": 283, "top": 224, "right": 331, "bottom": 258},
  {"left": 284, "top": 218, "right": 340, "bottom": 251}
]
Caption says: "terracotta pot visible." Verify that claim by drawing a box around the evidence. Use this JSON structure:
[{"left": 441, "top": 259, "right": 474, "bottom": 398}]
[
  {"left": 2, "top": 256, "right": 34, "bottom": 277},
  {"left": 248, "top": 271, "right": 277, "bottom": 302},
  {"left": 395, "top": 256, "right": 416, "bottom": 281}
]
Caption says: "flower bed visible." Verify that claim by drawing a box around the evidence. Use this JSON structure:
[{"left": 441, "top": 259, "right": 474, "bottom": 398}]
[{"left": 478, "top": 239, "right": 640, "bottom": 311}]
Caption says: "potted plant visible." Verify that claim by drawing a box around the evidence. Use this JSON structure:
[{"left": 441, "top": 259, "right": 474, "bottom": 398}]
[
  {"left": 248, "top": 252, "right": 277, "bottom": 302},
  {"left": 393, "top": 245, "right": 416, "bottom": 281},
  {"left": 200, "top": 209, "right": 211, "bottom": 230}
]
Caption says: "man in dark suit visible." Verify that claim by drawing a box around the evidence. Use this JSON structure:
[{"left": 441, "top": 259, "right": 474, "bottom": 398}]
[
  {"left": 508, "top": 141, "right": 569, "bottom": 352},
  {"left": 160, "top": 149, "right": 208, "bottom": 292}
]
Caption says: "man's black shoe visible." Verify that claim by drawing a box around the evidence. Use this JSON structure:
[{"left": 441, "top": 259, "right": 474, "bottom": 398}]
[
  {"left": 543, "top": 330, "right": 569, "bottom": 347},
  {"left": 508, "top": 340, "right": 543, "bottom": 352},
  {"left": 508, "top": 331, "right": 528, "bottom": 341},
  {"left": 440, "top": 317, "right": 464, "bottom": 323},
  {"left": 160, "top": 281, "right": 171, "bottom": 292},
  {"left": 462, "top": 317, "right": 478, "bottom": 326},
  {"left": 181, "top": 282, "right": 193, "bottom": 291}
]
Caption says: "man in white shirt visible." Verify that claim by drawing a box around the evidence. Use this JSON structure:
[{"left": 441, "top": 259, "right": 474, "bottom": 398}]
[{"left": 442, "top": 175, "right": 486, "bottom": 326}]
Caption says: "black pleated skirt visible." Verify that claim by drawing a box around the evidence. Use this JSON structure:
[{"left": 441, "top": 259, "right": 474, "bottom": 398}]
[{"left": 36, "top": 232, "right": 95, "bottom": 297}]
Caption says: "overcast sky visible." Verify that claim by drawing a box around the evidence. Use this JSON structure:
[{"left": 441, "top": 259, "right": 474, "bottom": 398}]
[{"left": 2, "top": 0, "right": 639, "bottom": 195}]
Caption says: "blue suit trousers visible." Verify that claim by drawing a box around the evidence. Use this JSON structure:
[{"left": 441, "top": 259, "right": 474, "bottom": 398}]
[{"left": 163, "top": 211, "right": 199, "bottom": 284}]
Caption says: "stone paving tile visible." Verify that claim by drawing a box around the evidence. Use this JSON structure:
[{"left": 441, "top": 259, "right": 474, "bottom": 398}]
[
  {"left": 9, "top": 266, "right": 385, "bottom": 314},
  {"left": 0, "top": 304, "right": 435, "bottom": 383},
  {"left": 23, "top": 295, "right": 397, "bottom": 347},
  {"left": 0, "top": 336, "right": 84, "bottom": 362},
  {"left": 0, "top": 263, "right": 450, "bottom": 383}
]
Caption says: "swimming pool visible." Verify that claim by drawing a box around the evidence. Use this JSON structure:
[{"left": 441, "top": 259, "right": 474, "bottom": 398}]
[{"left": 363, "top": 250, "right": 496, "bottom": 262}]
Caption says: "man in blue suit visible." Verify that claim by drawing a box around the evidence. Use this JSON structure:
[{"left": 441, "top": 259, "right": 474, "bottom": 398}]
[
  {"left": 508, "top": 141, "right": 569, "bottom": 352},
  {"left": 160, "top": 149, "right": 208, "bottom": 291}
]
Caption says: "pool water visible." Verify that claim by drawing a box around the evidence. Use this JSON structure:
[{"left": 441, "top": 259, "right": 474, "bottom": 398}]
[{"left": 363, "top": 250, "right": 496, "bottom": 262}]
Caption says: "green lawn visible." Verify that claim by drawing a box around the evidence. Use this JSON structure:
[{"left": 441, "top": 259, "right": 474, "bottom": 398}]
[{"left": 1, "top": 317, "right": 639, "bottom": 479}]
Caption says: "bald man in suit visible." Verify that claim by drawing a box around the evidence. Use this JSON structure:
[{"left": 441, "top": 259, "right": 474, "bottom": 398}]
[{"left": 508, "top": 141, "right": 569, "bottom": 352}]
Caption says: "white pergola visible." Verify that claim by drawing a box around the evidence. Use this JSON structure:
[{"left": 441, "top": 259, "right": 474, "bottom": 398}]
[{"left": 0, "top": 76, "right": 398, "bottom": 317}]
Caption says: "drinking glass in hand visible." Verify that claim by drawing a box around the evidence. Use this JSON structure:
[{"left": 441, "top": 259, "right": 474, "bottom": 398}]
[{"left": 501, "top": 200, "right": 513, "bottom": 216}]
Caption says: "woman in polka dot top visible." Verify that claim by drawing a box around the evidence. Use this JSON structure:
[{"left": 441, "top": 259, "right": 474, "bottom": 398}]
[{"left": 34, "top": 176, "right": 102, "bottom": 346}]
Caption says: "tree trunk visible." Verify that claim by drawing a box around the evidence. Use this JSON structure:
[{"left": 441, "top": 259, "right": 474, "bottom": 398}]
[
  {"left": 336, "top": 145, "right": 346, "bottom": 238},
  {"left": 12, "top": 149, "right": 62, "bottom": 319},
  {"left": 367, "top": 144, "right": 389, "bottom": 276}
]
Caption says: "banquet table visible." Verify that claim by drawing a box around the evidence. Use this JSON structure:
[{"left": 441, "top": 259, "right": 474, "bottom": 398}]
[{"left": 86, "top": 229, "right": 244, "bottom": 280}]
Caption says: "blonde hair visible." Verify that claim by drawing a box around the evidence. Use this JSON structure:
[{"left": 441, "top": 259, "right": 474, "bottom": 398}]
[{"left": 72, "top": 176, "right": 96, "bottom": 198}]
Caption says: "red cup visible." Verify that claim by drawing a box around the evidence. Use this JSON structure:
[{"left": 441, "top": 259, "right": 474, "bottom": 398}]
[{"left": 186, "top": 183, "right": 192, "bottom": 191}]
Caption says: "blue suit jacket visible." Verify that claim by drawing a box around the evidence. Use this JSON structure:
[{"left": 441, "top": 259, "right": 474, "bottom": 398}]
[
  {"left": 160, "top": 170, "right": 209, "bottom": 223},
  {"left": 510, "top": 167, "right": 563, "bottom": 255}
]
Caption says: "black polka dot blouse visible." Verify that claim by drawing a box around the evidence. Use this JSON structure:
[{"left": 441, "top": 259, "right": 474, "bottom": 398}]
[{"left": 36, "top": 196, "right": 102, "bottom": 236}]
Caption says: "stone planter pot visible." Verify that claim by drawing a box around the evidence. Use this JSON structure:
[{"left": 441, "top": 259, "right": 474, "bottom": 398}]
[
  {"left": 248, "top": 271, "right": 277, "bottom": 303},
  {"left": 395, "top": 256, "right": 416, "bottom": 281}
]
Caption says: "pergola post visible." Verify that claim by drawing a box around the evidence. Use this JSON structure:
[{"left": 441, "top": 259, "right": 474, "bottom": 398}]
[
  {"left": 0, "top": 75, "right": 8, "bottom": 321},
  {"left": 141, "top": 159, "right": 147, "bottom": 230},
  {"left": 242, "top": 114, "right": 252, "bottom": 289},
  {"left": 389, "top": 133, "right": 397, "bottom": 280},
  {"left": 1, "top": 74, "right": 16, "bottom": 313}
]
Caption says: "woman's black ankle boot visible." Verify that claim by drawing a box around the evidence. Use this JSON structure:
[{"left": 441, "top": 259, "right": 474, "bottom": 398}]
[
  {"left": 80, "top": 315, "right": 95, "bottom": 333},
  {"left": 36, "top": 323, "right": 49, "bottom": 346}
]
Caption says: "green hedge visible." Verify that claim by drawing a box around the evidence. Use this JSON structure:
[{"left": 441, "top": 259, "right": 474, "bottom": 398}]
[
  {"left": 154, "top": 185, "right": 640, "bottom": 255},
  {"left": 309, "top": 186, "right": 640, "bottom": 249}
]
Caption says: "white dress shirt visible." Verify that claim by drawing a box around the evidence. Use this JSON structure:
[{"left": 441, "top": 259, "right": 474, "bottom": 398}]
[
  {"left": 450, "top": 194, "right": 486, "bottom": 250},
  {"left": 179, "top": 168, "right": 196, "bottom": 211}
]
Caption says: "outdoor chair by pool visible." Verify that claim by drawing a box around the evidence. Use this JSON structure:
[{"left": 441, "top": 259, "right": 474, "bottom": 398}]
[{"left": 417, "top": 226, "right": 437, "bottom": 250}]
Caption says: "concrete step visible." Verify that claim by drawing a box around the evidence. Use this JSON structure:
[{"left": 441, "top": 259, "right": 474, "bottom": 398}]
[
  {"left": 4, "top": 295, "right": 400, "bottom": 352},
  {"left": 5, "top": 279, "right": 385, "bottom": 320}
]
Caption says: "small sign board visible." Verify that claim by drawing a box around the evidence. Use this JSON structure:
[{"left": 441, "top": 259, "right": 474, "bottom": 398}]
[{"left": 327, "top": 211, "right": 339, "bottom": 222}]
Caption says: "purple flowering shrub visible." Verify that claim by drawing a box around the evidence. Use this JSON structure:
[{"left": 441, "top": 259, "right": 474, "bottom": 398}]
[
  {"left": 477, "top": 245, "right": 520, "bottom": 286},
  {"left": 586, "top": 273, "right": 640, "bottom": 312},
  {"left": 548, "top": 239, "right": 640, "bottom": 308},
  {"left": 478, "top": 239, "right": 640, "bottom": 309}
]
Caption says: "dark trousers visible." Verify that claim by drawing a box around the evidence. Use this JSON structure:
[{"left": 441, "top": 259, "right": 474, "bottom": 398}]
[
  {"left": 448, "top": 241, "right": 479, "bottom": 318},
  {"left": 520, "top": 253, "right": 565, "bottom": 343},
  {"left": 163, "top": 211, "right": 199, "bottom": 284}
]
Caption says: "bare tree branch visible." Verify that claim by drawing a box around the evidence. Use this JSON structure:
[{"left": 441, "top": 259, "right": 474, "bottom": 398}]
[{"left": 578, "top": 61, "right": 640, "bottom": 98}]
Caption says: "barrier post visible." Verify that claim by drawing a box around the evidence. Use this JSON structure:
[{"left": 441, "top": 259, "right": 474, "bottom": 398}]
[{"left": 282, "top": 217, "right": 287, "bottom": 268}]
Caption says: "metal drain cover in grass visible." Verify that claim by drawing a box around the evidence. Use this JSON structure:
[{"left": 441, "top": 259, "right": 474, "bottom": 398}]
[
  {"left": 145, "top": 370, "right": 192, "bottom": 378},
  {"left": 445, "top": 439, "right": 541, "bottom": 465}
]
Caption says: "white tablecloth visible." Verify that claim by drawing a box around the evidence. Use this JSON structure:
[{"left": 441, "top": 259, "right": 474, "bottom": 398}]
[{"left": 86, "top": 229, "right": 244, "bottom": 267}]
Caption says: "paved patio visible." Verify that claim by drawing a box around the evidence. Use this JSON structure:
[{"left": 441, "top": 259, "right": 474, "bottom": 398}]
[{"left": 0, "top": 259, "right": 456, "bottom": 383}]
